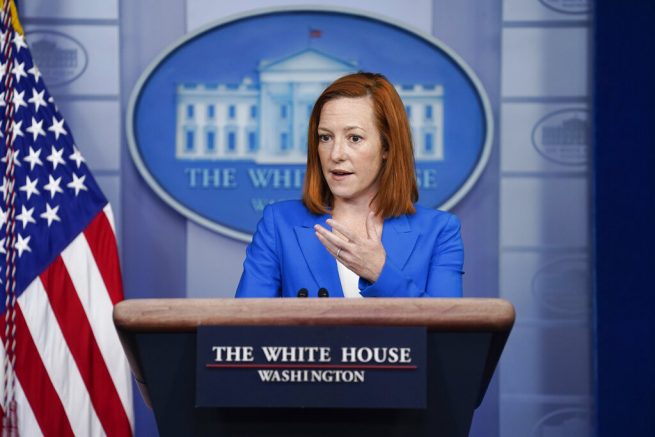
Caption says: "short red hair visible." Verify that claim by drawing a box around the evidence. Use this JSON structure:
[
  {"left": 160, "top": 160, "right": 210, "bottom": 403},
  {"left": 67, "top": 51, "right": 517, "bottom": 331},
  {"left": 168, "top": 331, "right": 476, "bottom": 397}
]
[{"left": 302, "top": 72, "right": 418, "bottom": 217}]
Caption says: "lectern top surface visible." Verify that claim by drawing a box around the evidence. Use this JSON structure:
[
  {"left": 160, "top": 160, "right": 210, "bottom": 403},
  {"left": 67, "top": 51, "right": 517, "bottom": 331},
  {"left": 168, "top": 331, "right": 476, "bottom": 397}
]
[{"left": 113, "top": 298, "right": 515, "bottom": 333}]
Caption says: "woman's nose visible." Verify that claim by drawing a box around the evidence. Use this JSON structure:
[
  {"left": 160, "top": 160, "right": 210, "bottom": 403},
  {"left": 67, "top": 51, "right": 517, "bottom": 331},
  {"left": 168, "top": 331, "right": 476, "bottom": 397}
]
[{"left": 331, "top": 137, "right": 347, "bottom": 161}]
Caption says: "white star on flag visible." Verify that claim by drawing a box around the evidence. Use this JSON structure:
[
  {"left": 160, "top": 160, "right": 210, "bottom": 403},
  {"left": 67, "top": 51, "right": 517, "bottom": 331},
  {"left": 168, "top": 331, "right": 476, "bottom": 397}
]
[
  {"left": 26, "top": 117, "right": 46, "bottom": 141},
  {"left": 14, "top": 233, "right": 32, "bottom": 257},
  {"left": 27, "top": 64, "right": 41, "bottom": 82},
  {"left": 67, "top": 173, "right": 88, "bottom": 196},
  {"left": 28, "top": 88, "right": 47, "bottom": 112},
  {"left": 19, "top": 174, "right": 40, "bottom": 200},
  {"left": 69, "top": 146, "right": 85, "bottom": 168},
  {"left": 48, "top": 116, "right": 67, "bottom": 139},
  {"left": 10, "top": 119, "right": 24, "bottom": 143},
  {"left": 40, "top": 203, "right": 61, "bottom": 227},
  {"left": 2, "top": 148, "right": 21, "bottom": 167},
  {"left": 12, "top": 89, "right": 27, "bottom": 109},
  {"left": 23, "top": 146, "right": 43, "bottom": 170},
  {"left": 43, "top": 174, "right": 63, "bottom": 198},
  {"left": 16, "top": 205, "right": 36, "bottom": 229},
  {"left": 11, "top": 60, "right": 27, "bottom": 81},
  {"left": 46, "top": 145, "right": 65, "bottom": 170},
  {"left": 12, "top": 31, "right": 27, "bottom": 51}
]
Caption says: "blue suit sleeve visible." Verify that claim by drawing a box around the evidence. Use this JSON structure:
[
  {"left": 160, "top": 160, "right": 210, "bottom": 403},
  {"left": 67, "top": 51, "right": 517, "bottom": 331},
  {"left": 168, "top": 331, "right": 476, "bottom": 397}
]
[
  {"left": 360, "top": 214, "right": 464, "bottom": 298},
  {"left": 235, "top": 205, "right": 282, "bottom": 297}
]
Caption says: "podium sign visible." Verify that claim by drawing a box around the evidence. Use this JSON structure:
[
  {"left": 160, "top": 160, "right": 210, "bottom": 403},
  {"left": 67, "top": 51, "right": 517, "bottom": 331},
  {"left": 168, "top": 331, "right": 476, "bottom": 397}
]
[{"left": 196, "top": 326, "right": 427, "bottom": 409}]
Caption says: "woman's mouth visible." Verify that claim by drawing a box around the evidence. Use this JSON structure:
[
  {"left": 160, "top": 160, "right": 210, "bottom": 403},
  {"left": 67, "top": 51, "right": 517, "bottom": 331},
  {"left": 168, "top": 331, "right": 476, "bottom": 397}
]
[{"left": 330, "top": 170, "right": 353, "bottom": 181}]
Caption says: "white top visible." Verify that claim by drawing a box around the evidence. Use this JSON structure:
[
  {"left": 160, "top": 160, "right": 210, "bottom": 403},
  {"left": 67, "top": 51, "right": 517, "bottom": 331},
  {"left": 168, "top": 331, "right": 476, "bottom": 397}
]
[{"left": 336, "top": 260, "right": 363, "bottom": 298}]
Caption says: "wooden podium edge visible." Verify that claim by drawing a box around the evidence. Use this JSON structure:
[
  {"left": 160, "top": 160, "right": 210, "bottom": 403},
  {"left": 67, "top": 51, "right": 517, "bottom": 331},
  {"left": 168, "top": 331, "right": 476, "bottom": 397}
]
[{"left": 114, "top": 298, "right": 515, "bottom": 332}]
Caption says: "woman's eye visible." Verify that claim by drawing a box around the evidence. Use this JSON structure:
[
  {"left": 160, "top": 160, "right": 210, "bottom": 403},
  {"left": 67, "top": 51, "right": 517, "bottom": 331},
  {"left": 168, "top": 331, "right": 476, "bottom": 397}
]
[
  {"left": 318, "top": 134, "right": 331, "bottom": 142},
  {"left": 350, "top": 135, "right": 362, "bottom": 143}
]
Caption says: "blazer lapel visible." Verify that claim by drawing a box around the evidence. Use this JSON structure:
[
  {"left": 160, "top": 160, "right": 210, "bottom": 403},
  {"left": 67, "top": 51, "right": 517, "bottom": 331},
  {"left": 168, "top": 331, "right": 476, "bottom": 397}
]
[
  {"left": 382, "top": 215, "right": 419, "bottom": 270},
  {"left": 294, "top": 214, "right": 344, "bottom": 297}
]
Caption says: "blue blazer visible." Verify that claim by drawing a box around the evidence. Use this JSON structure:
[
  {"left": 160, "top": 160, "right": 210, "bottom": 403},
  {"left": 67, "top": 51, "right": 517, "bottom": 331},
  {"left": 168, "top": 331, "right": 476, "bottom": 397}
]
[{"left": 235, "top": 200, "right": 463, "bottom": 298}]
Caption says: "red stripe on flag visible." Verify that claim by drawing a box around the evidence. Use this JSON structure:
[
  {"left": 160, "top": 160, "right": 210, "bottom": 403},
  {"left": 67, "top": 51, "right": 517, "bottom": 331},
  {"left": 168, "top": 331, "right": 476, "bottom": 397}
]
[
  {"left": 40, "top": 257, "right": 132, "bottom": 437},
  {"left": 83, "top": 210, "right": 124, "bottom": 305},
  {"left": 0, "top": 305, "right": 75, "bottom": 437}
]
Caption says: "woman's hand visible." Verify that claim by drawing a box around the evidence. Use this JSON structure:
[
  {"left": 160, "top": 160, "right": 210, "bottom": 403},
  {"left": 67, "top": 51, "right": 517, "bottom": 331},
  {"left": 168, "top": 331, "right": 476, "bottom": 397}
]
[{"left": 314, "top": 212, "right": 386, "bottom": 282}]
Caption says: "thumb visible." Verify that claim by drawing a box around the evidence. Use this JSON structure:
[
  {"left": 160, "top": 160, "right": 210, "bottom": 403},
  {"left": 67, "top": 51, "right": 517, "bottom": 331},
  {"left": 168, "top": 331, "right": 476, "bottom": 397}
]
[{"left": 366, "top": 211, "right": 378, "bottom": 240}]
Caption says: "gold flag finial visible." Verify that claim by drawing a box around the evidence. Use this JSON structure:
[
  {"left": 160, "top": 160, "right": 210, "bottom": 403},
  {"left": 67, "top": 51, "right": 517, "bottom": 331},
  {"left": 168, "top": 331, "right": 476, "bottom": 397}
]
[{"left": 4, "top": 0, "right": 24, "bottom": 35}]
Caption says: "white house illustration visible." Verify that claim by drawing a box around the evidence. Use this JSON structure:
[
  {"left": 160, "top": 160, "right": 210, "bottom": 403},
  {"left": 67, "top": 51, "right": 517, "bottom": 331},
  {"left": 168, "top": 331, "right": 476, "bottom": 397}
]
[{"left": 175, "top": 48, "right": 444, "bottom": 163}]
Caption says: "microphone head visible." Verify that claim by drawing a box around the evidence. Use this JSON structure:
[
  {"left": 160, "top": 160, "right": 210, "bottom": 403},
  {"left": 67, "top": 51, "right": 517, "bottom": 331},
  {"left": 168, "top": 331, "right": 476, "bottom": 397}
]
[
  {"left": 297, "top": 288, "right": 308, "bottom": 298},
  {"left": 318, "top": 287, "right": 329, "bottom": 298}
]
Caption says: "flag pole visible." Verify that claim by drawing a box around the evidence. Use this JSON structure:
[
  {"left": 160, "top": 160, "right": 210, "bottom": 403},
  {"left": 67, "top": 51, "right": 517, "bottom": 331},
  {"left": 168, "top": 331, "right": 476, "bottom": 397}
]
[{"left": 1, "top": 1, "right": 19, "bottom": 435}]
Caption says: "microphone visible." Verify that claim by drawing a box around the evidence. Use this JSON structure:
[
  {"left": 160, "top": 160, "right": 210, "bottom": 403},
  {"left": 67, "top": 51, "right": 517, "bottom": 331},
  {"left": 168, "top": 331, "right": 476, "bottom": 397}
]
[
  {"left": 297, "top": 288, "right": 308, "bottom": 298},
  {"left": 318, "top": 287, "right": 329, "bottom": 298}
]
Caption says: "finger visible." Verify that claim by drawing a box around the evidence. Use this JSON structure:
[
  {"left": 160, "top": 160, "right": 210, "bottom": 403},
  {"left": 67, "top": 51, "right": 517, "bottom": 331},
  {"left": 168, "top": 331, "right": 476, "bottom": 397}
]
[
  {"left": 314, "top": 224, "right": 349, "bottom": 244},
  {"left": 314, "top": 225, "right": 349, "bottom": 251},
  {"left": 314, "top": 230, "right": 338, "bottom": 255},
  {"left": 315, "top": 231, "right": 349, "bottom": 262},
  {"left": 325, "top": 219, "right": 356, "bottom": 242},
  {"left": 365, "top": 211, "right": 378, "bottom": 240}
]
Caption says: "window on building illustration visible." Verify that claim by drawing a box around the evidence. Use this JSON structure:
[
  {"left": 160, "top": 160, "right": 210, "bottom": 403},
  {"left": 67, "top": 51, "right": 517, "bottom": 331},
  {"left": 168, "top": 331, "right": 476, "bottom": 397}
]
[
  {"left": 206, "top": 131, "right": 215, "bottom": 152},
  {"left": 228, "top": 105, "right": 236, "bottom": 119},
  {"left": 425, "top": 105, "right": 433, "bottom": 120},
  {"left": 281, "top": 132, "right": 289, "bottom": 150},
  {"left": 226, "top": 131, "right": 237, "bottom": 152},
  {"left": 250, "top": 105, "right": 257, "bottom": 119},
  {"left": 248, "top": 131, "right": 257, "bottom": 152},
  {"left": 185, "top": 130, "right": 194, "bottom": 152},
  {"left": 207, "top": 105, "right": 215, "bottom": 119},
  {"left": 280, "top": 105, "right": 287, "bottom": 119},
  {"left": 425, "top": 133, "right": 433, "bottom": 153},
  {"left": 186, "top": 104, "right": 194, "bottom": 119},
  {"left": 405, "top": 105, "right": 412, "bottom": 118}
]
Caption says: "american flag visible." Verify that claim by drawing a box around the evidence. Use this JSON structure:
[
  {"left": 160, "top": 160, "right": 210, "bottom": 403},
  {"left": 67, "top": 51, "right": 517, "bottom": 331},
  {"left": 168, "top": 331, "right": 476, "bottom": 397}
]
[{"left": 0, "top": 2, "right": 133, "bottom": 436}]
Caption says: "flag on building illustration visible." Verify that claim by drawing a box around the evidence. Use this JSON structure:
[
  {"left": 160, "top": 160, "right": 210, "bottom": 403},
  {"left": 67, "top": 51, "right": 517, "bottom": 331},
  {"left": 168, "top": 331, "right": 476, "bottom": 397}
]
[{"left": 0, "top": 1, "right": 133, "bottom": 435}]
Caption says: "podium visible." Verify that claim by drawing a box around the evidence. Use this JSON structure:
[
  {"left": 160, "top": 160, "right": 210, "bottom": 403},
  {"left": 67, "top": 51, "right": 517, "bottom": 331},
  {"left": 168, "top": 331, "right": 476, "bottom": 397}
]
[{"left": 114, "top": 298, "right": 514, "bottom": 437}]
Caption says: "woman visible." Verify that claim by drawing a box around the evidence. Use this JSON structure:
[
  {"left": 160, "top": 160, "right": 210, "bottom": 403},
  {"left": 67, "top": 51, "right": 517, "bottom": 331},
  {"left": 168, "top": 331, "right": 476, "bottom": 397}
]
[{"left": 236, "top": 72, "right": 463, "bottom": 298}]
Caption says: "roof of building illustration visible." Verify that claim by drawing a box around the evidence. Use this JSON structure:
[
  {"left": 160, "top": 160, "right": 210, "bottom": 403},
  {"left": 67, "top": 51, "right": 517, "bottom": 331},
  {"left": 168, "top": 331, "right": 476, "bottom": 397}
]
[{"left": 258, "top": 48, "right": 357, "bottom": 72}]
